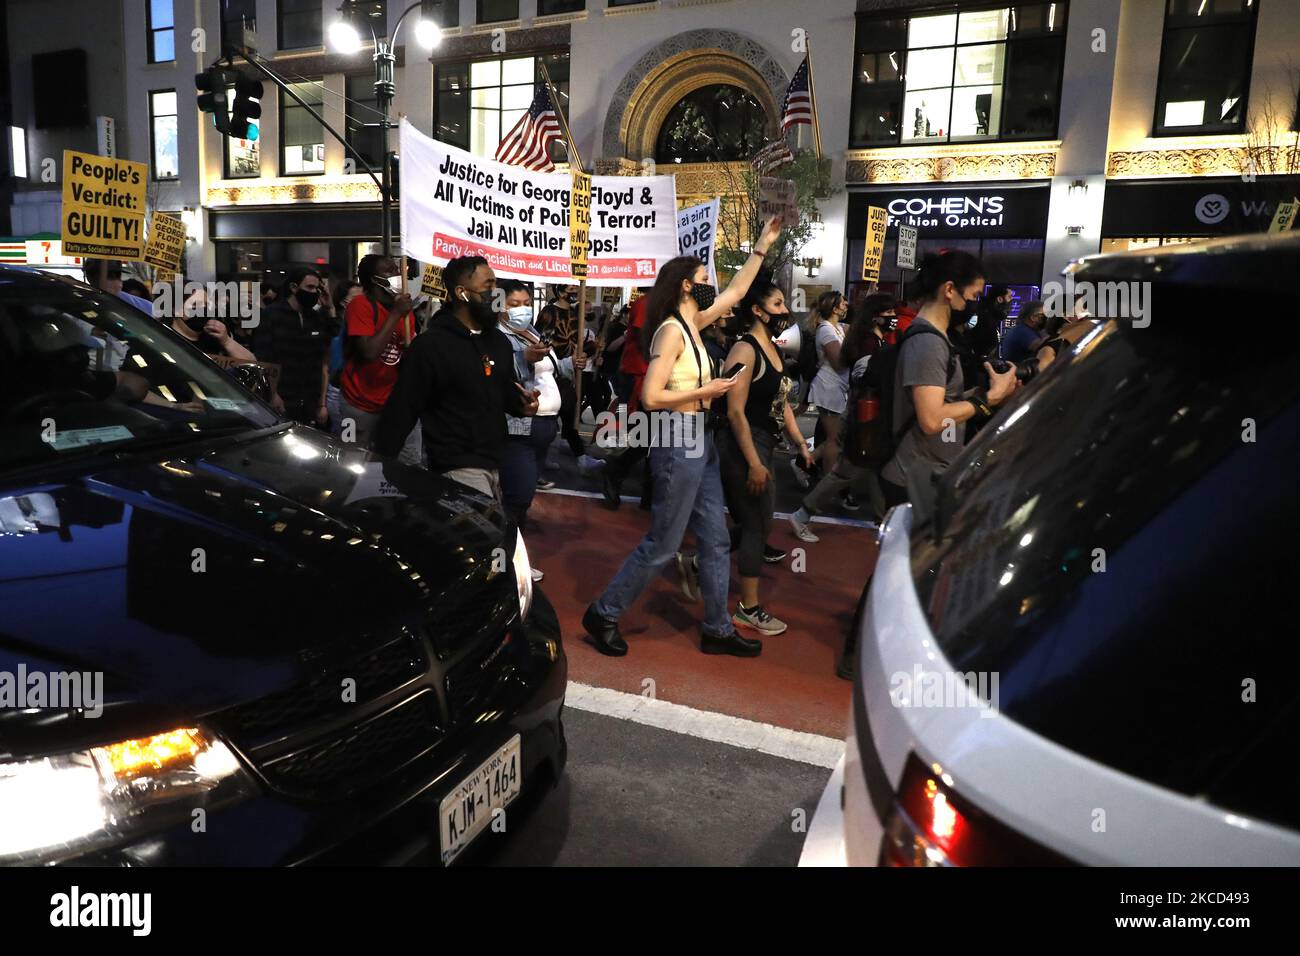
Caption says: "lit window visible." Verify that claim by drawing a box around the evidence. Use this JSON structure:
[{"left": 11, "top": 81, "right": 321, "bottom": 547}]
[
  {"left": 147, "top": 0, "right": 175, "bottom": 63},
  {"left": 150, "top": 90, "right": 179, "bottom": 180},
  {"left": 1153, "top": 0, "right": 1258, "bottom": 135}
]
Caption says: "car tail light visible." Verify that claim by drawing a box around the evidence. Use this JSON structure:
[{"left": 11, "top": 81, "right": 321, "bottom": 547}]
[{"left": 880, "top": 753, "right": 1072, "bottom": 866}]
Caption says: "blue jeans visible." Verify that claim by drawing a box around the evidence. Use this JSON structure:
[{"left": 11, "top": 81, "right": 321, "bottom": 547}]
[
  {"left": 501, "top": 415, "right": 559, "bottom": 528},
  {"left": 595, "top": 412, "right": 735, "bottom": 638}
]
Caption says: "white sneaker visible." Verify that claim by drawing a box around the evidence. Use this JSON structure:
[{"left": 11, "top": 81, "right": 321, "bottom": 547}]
[
  {"left": 789, "top": 511, "right": 820, "bottom": 543},
  {"left": 531, "top": 567, "right": 545, "bottom": 583}
]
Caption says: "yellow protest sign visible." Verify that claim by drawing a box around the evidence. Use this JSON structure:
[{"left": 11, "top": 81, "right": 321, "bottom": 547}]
[
  {"left": 143, "top": 212, "right": 186, "bottom": 273},
  {"left": 420, "top": 263, "right": 447, "bottom": 297},
  {"left": 860, "top": 205, "right": 888, "bottom": 283},
  {"left": 61, "top": 150, "right": 149, "bottom": 260},
  {"left": 569, "top": 169, "right": 592, "bottom": 280},
  {"left": 1268, "top": 198, "right": 1298, "bottom": 233}
]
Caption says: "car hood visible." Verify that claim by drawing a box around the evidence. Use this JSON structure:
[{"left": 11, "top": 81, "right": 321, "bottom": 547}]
[{"left": 0, "top": 425, "right": 513, "bottom": 755}]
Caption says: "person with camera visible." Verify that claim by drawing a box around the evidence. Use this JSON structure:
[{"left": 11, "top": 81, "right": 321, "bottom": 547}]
[
  {"left": 881, "top": 251, "right": 1019, "bottom": 519},
  {"left": 253, "top": 267, "right": 335, "bottom": 428}
]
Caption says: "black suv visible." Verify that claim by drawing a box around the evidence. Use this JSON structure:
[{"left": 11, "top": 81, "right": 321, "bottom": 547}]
[{"left": 0, "top": 267, "right": 566, "bottom": 865}]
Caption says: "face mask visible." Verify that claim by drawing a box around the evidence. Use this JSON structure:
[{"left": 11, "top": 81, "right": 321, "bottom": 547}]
[
  {"left": 379, "top": 275, "right": 403, "bottom": 294},
  {"left": 505, "top": 305, "right": 534, "bottom": 332},
  {"left": 185, "top": 315, "right": 207, "bottom": 334},
  {"left": 296, "top": 287, "right": 319, "bottom": 310},
  {"left": 763, "top": 309, "right": 791, "bottom": 337},
  {"left": 690, "top": 282, "right": 717, "bottom": 310}
]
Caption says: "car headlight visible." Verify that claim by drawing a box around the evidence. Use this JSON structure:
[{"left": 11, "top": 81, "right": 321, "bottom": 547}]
[
  {"left": 0, "top": 726, "right": 255, "bottom": 865},
  {"left": 511, "top": 532, "right": 534, "bottom": 621}
]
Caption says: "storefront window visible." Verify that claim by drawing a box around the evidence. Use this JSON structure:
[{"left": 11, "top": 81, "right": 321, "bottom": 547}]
[
  {"left": 434, "top": 53, "right": 570, "bottom": 162},
  {"left": 850, "top": 3, "right": 1066, "bottom": 148},
  {"left": 1153, "top": 0, "right": 1258, "bottom": 136}
]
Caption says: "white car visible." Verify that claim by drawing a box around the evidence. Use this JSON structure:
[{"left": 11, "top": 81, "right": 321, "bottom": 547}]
[{"left": 804, "top": 234, "right": 1300, "bottom": 866}]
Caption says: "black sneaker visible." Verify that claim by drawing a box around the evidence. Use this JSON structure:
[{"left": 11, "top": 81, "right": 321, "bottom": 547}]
[
  {"left": 762, "top": 544, "right": 787, "bottom": 563},
  {"left": 841, "top": 492, "right": 860, "bottom": 512}
]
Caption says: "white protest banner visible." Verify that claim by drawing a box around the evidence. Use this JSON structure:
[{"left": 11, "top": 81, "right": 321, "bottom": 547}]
[
  {"left": 677, "top": 199, "right": 719, "bottom": 287},
  {"left": 400, "top": 119, "right": 677, "bottom": 285}
]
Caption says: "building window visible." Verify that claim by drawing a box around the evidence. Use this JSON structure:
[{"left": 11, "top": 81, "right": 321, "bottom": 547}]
[
  {"left": 279, "top": 0, "right": 323, "bottom": 50},
  {"left": 281, "top": 81, "right": 325, "bottom": 175},
  {"left": 343, "top": 0, "right": 387, "bottom": 34},
  {"left": 221, "top": 0, "right": 257, "bottom": 55},
  {"left": 346, "top": 74, "right": 384, "bottom": 173},
  {"left": 655, "top": 85, "right": 767, "bottom": 164},
  {"left": 147, "top": 0, "right": 175, "bottom": 63},
  {"left": 849, "top": 3, "right": 1067, "bottom": 148},
  {"left": 538, "top": 0, "right": 584, "bottom": 14},
  {"left": 478, "top": 1, "right": 520, "bottom": 24},
  {"left": 608, "top": 0, "right": 651, "bottom": 5},
  {"left": 434, "top": 53, "right": 569, "bottom": 162},
  {"left": 425, "top": 0, "right": 458, "bottom": 29},
  {"left": 1153, "top": 0, "right": 1259, "bottom": 136},
  {"left": 149, "top": 90, "right": 179, "bottom": 180},
  {"left": 225, "top": 84, "right": 260, "bottom": 178}
]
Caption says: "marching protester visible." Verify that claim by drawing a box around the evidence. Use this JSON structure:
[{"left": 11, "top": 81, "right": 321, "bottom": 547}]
[
  {"left": 798, "top": 291, "right": 851, "bottom": 489},
  {"left": 374, "top": 256, "right": 539, "bottom": 499},
  {"left": 252, "top": 267, "right": 334, "bottom": 428},
  {"left": 881, "top": 251, "right": 1018, "bottom": 519},
  {"left": 600, "top": 290, "right": 654, "bottom": 511},
  {"left": 339, "top": 254, "right": 421, "bottom": 464},
  {"left": 582, "top": 216, "right": 784, "bottom": 659},
  {"left": 536, "top": 284, "right": 589, "bottom": 461},
  {"left": 717, "top": 276, "right": 810, "bottom": 636},
  {"left": 789, "top": 294, "right": 894, "bottom": 542},
  {"left": 498, "top": 279, "right": 585, "bottom": 561},
  {"left": 326, "top": 279, "right": 363, "bottom": 429}
]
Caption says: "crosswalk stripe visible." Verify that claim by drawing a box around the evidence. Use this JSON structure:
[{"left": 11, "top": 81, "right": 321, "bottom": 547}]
[{"left": 564, "top": 681, "right": 845, "bottom": 769}]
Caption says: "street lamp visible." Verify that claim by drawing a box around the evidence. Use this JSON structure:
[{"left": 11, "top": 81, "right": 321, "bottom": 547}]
[{"left": 329, "top": 1, "right": 445, "bottom": 256}]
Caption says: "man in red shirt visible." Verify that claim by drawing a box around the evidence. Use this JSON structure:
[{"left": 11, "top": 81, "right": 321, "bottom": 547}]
[
  {"left": 338, "top": 254, "right": 421, "bottom": 463},
  {"left": 600, "top": 290, "right": 653, "bottom": 509}
]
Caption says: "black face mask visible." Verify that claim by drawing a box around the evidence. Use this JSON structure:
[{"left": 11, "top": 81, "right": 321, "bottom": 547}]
[
  {"left": 185, "top": 315, "right": 207, "bottom": 334},
  {"left": 690, "top": 283, "right": 717, "bottom": 310},
  {"left": 296, "top": 288, "right": 320, "bottom": 310},
  {"left": 763, "top": 309, "right": 791, "bottom": 337}
]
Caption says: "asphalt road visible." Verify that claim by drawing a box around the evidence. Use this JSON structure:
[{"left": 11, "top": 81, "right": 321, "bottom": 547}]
[{"left": 469, "top": 707, "right": 832, "bottom": 867}]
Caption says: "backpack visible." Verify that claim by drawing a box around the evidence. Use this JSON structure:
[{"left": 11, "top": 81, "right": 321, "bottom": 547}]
[
  {"left": 845, "top": 324, "right": 955, "bottom": 467},
  {"left": 795, "top": 320, "right": 821, "bottom": 383}
]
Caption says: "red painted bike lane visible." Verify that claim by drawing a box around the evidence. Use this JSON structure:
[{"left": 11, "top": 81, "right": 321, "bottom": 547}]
[{"left": 524, "top": 491, "right": 873, "bottom": 739}]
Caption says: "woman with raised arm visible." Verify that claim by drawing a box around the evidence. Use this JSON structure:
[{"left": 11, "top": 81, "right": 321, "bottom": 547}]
[{"left": 582, "top": 216, "right": 784, "bottom": 658}]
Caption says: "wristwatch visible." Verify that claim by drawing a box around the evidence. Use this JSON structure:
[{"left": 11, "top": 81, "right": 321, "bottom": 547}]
[{"left": 969, "top": 389, "right": 994, "bottom": 422}]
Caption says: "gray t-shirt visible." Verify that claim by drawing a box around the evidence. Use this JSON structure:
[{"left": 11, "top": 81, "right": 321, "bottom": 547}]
[{"left": 882, "top": 318, "right": 964, "bottom": 488}]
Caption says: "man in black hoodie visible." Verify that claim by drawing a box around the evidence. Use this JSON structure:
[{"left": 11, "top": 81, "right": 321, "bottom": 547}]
[{"left": 374, "top": 255, "right": 539, "bottom": 500}]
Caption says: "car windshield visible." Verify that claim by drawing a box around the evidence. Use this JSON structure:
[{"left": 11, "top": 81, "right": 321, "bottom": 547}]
[{"left": 0, "top": 271, "right": 278, "bottom": 471}]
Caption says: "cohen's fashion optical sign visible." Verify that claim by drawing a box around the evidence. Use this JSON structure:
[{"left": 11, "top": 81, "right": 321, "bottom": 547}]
[
  {"left": 886, "top": 194, "right": 1006, "bottom": 229},
  {"left": 849, "top": 184, "right": 1050, "bottom": 240}
]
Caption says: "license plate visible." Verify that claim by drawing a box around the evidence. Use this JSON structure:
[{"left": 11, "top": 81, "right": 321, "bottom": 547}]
[{"left": 439, "top": 734, "right": 522, "bottom": 864}]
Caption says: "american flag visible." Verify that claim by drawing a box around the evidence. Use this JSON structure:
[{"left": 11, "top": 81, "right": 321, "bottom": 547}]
[
  {"left": 495, "top": 86, "right": 563, "bottom": 172},
  {"left": 751, "top": 139, "right": 794, "bottom": 175},
  {"left": 781, "top": 57, "right": 814, "bottom": 133}
]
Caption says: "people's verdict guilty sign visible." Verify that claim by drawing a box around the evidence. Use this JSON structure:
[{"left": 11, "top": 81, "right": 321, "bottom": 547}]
[
  {"left": 61, "top": 150, "right": 149, "bottom": 260},
  {"left": 399, "top": 120, "right": 677, "bottom": 284}
]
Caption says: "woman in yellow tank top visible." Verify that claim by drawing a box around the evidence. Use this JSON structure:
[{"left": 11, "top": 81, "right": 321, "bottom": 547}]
[{"left": 582, "top": 215, "right": 785, "bottom": 659}]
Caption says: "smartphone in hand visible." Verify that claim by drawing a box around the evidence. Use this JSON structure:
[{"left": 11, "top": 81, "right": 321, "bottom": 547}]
[{"left": 722, "top": 362, "right": 747, "bottom": 380}]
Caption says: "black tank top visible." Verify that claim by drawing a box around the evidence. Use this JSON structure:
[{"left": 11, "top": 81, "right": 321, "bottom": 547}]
[{"left": 739, "top": 333, "right": 787, "bottom": 435}]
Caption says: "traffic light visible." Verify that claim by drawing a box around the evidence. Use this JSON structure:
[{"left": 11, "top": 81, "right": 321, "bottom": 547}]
[
  {"left": 195, "top": 68, "right": 230, "bottom": 135},
  {"left": 229, "top": 78, "right": 263, "bottom": 141}
]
